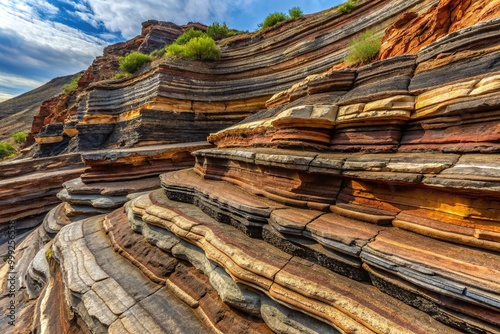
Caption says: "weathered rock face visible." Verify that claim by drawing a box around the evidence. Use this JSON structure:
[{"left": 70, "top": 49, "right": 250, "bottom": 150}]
[
  {"left": 1, "top": 0, "right": 499, "bottom": 333},
  {"left": 377, "top": 0, "right": 500, "bottom": 60},
  {"left": 27, "top": 93, "right": 76, "bottom": 147},
  {"left": 0, "top": 154, "right": 84, "bottom": 230}
]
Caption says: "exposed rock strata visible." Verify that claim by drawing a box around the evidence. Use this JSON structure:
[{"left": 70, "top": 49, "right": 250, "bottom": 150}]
[
  {"left": 56, "top": 142, "right": 211, "bottom": 222},
  {"left": 122, "top": 190, "right": 459, "bottom": 333},
  {"left": 33, "top": 0, "right": 439, "bottom": 155},
  {"left": 0, "top": 154, "right": 84, "bottom": 229},
  {"left": 377, "top": 0, "right": 500, "bottom": 60},
  {"left": 1, "top": 0, "right": 499, "bottom": 333},
  {"left": 210, "top": 18, "right": 500, "bottom": 155}
]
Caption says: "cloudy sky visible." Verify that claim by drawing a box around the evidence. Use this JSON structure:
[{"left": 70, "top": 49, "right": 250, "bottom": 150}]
[{"left": 0, "top": 0, "right": 343, "bottom": 102}]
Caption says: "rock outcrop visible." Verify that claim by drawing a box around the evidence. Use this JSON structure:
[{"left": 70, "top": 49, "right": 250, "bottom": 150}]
[
  {"left": 31, "top": 0, "right": 437, "bottom": 156},
  {"left": 1, "top": 0, "right": 499, "bottom": 333},
  {"left": 376, "top": 0, "right": 500, "bottom": 60}
]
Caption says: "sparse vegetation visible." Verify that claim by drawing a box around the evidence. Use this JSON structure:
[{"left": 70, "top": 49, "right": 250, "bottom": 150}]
[
  {"left": 149, "top": 47, "right": 166, "bottom": 58},
  {"left": 11, "top": 131, "right": 27, "bottom": 145},
  {"left": 0, "top": 130, "right": 29, "bottom": 159},
  {"left": 0, "top": 142, "right": 16, "bottom": 159},
  {"left": 63, "top": 74, "right": 82, "bottom": 94},
  {"left": 166, "top": 43, "right": 186, "bottom": 57},
  {"left": 118, "top": 51, "right": 152, "bottom": 74},
  {"left": 259, "top": 12, "right": 288, "bottom": 29},
  {"left": 174, "top": 28, "right": 206, "bottom": 45},
  {"left": 206, "top": 22, "right": 241, "bottom": 41},
  {"left": 259, "top": 7, "right": 304, "bottom": 29},
  {"left": 166, "top": 29, "right": 221, "bottom": 61},
  {"left": 289, "top": 7, "right": 304, "bottom": 19},
  {"left": 45, "top": 248, "right": 53, "bottom": 260},
  {"left": 344, "top": 29, "right": 381, "bottom": 64},
  {"left": 184, "top": 36, "right": 222, "bottom": 60},
  {"left": 115, "top": 72, "right": 127, "bottom": 79},
  {"left": 337, "top": 0, "right": 360, "bottom": 13},
  {"left": 167, "top": 35, "right": 221, "bottom": 61}
]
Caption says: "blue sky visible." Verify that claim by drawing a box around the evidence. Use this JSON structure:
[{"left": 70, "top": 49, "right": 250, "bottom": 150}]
[{"left": 0, "top": 0, "right": 343, "bottom": 102}]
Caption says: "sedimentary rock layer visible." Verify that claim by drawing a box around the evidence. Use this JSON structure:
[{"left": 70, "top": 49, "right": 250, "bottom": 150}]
[
  {"left": 80, "top": 142, "right": 211, "bottom": 182},
  {"left": 211, "top": 18, "right": 500, "bottom": 154},
  {"left": 122, "top": 189, "right": 460, "bottom": 333},
  {"left": 34, "top": 0, "right": 440, "bottom": 153},
  {"left": 181, "top": 144, "right": 499, "bottom": 332},
  {"left": 0, "top": 154, "right": 85, "bottom": 228},
  {"left": 3, "top": 1, "right": 499, "bottom": 333},
  {"left": 193, "top": 147, "right": 500, "bottom": 252}
]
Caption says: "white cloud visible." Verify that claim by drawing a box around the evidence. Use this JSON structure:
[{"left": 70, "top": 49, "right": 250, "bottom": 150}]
[
  {"left": 0, "top": 92, "right": 15, "bottom": 102},
  {"left": 81, "top": 0, "right": 257, "bottom": 38},
  {"left": 0, "top": 0, "right": 107, "bottom": 97},
  {"left": 0, "top": 71, "right": 45, "bottom": 89},
  {"left": 33, "top": 0, "right": 59, "bottom": 16}
]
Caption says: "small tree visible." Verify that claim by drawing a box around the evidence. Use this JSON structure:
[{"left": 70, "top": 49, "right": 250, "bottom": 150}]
[
  {"left": 118, "top": 52, "right": 151, "bottom": 74},
  {"left": 167, "top": 36, "right": 221, "bottom": 61},
  {"left": 207, "top": 22, "right": 229, "bottom": 40},
  {"left": 344, "top": 30, "right": 381, "bottom": 64},
  {"left": 166, "top": 43, "right": 186, "bottom": 57},
  {"left": 289, "top": 7, "right": 304, "bottom": 19},
  {"left": 166, "top": 29, "right": 221, "bottom": 61},
  {"left": 206, "top": 22, "right": 241, "bottom": 40}
]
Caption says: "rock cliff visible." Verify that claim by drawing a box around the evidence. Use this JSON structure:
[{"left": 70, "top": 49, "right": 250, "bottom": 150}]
[{"left": 1, "top": 0, "right": 499, "bottom": 333}]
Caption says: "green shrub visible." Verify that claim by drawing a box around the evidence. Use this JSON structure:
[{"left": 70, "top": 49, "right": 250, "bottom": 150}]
[
  {"left": 149, "top": 47, "right": 166, "bottom": 58},
  {"left": 337, "top": 0, "right": 360, "bottom": 13},
  {"left": 118, "top": 51, "right": 151, "bottom": 74},
  {"left": 167, "top": 36, "right": 221, "bottom": 61},
  {"left": 175, "top": 28, "right": 206, "bottom": 45},
  {"left": 63, "top": 74, "right": 82, "bottom": 94},
  {"left": 11, "top": 131, "right": 27, "bottom": 145},
  {"left": 344, "top": 29, "right": 381, "bottom": 64},
  {"left": 289, "top": 7, "right": 304, "bottom": 19},
  {"left": 206, "top": 22, "right": 241, "bottom": 40},
  {"left": 0, "top": 142, "right": 16, "bottom": 159},
  {"left": 259, "top": 12, "right": 288, "bottom": 29},
  {"left": 184, "top": 36, "right": 221, "bottom": 60},
  {"left": 166, "top": 43, "right": 186, "bottom": 57}
]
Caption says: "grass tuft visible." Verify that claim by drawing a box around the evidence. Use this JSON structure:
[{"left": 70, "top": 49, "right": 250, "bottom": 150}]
[
  {"left": 344, "top": 29, "right": 381, "bottom": 64},
  {"left": 337, "top": 0, "right": 360, "bottom": 14},
  {"left": 63, "top": 74, "right": 82, "bottom": 94}
]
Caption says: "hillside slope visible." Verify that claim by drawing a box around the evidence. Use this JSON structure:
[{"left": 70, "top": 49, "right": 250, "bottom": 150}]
[{"left": 0, "top": 74, "right": 75, "bottom": 140}]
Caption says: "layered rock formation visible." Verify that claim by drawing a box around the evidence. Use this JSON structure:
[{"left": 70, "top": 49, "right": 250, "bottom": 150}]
[
  {"left": 1, "top": 0, "right": 499, "bottom": 333},
  {"left": 31, "top": 0, "right": 438, "bottom": 156},
  {"left": 376, "top": 0, "right": 500, "bottom": 60},
  {"left": 0, "top": 154, "right": 84, "bottom": 230}
]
